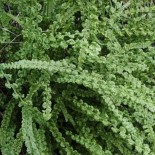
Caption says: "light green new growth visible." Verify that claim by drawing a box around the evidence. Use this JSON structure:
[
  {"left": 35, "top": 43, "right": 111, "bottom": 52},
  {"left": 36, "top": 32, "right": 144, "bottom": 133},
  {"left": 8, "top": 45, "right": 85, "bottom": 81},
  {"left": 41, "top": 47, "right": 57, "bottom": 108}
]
[{"left": 0, "top": 0, "right": 155, "bottom": 154}]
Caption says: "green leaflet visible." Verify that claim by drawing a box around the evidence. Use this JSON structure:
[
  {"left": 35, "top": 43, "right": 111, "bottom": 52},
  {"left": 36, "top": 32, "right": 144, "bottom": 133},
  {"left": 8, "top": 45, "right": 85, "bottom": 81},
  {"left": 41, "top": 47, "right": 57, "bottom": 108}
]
[
  {"left": 0, "top": 100, "right": 16, "bottom": 155},
  {"left": 66, "top": 131, "right": 105, "bottom": 155}
]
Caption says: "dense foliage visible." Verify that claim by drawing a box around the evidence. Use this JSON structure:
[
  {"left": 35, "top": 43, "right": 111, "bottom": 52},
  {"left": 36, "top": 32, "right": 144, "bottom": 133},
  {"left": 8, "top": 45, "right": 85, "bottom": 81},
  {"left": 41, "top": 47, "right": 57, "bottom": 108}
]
[{"left": 0, "top": 0, "right": 155, "bottom": 154}]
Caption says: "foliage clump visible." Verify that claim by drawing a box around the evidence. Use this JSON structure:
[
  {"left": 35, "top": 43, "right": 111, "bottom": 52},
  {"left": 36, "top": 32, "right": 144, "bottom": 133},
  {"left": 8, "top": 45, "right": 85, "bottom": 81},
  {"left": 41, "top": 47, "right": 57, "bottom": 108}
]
[{"left": 0, "top": 0, "right": 155, "bottom": 154}]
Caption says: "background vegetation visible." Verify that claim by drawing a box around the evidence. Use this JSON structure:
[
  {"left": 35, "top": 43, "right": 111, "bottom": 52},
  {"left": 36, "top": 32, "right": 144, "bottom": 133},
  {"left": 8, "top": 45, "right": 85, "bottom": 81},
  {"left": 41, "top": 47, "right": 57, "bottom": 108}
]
[{"left": 0, "top": 0, "right": 155, "bottom": 154}]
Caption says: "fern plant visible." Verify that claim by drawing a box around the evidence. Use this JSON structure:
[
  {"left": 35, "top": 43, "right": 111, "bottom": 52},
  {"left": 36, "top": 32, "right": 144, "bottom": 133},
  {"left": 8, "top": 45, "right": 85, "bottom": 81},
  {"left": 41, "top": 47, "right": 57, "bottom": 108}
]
[{"left": 0, "top": 0, "right": 155, "bottom": 154}]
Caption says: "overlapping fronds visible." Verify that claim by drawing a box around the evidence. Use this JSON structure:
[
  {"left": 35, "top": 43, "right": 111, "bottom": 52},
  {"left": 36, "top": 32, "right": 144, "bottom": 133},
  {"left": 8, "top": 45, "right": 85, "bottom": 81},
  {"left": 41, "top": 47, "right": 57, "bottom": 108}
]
[{"left": 0, "top": 0, "right": 155, "bottom": 154}]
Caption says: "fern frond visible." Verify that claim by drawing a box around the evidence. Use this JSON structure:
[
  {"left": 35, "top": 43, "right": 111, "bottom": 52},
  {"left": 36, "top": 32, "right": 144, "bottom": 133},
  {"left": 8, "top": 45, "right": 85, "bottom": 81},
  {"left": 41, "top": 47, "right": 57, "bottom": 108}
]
[{"left": 22, "top": 104, "right": 40, "bottom": 155}]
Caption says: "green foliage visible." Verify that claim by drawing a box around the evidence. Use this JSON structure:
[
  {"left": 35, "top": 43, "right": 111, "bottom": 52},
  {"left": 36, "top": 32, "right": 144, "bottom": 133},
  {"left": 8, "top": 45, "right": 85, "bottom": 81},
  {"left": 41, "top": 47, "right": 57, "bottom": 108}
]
[{"left": 0, "top": 0, "right": 155, "bottom": 154}]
